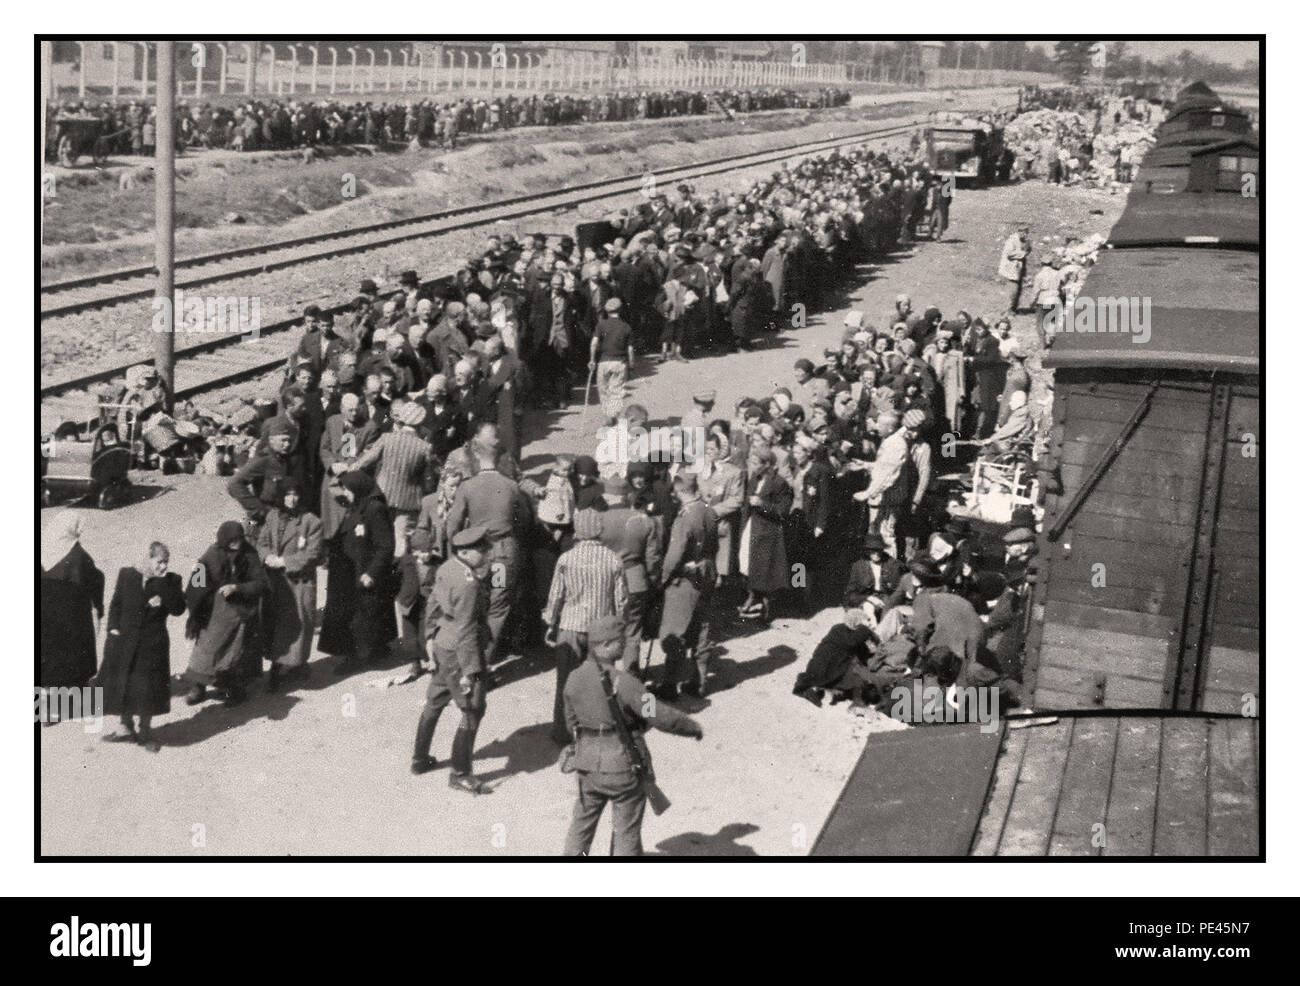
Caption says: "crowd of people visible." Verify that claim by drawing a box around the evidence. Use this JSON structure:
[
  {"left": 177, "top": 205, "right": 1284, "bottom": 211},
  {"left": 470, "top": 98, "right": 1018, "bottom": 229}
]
[
  {"left": 50, "top": 87, "right": 851, "bottom": 156},
  {"left": 42, "top": 132, "right": 1045, "bottom": 854}
]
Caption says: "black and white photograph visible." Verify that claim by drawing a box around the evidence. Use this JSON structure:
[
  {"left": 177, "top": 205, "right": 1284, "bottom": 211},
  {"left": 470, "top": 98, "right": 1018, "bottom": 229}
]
[{"left": 24, "top": 17, "right": 1278, "bottom": 909}]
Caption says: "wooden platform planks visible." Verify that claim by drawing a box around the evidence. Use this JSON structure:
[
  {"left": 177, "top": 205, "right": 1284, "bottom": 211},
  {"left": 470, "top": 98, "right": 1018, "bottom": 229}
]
[
  {"left": 971, "top": 728, "right": 1029, "bottom": 857},
  {"left": 1207, "top": 718, "right": 1259, "bottom": 856},
  {"left": 978, "top": 715, "right": 1259, "bottom": 858},
  {"left": 996, "top": 719, "right": 1074, "bottom": 856},
  {"left": 1102, "top": 718, "right": 1162, "bottom": 856},
  {"left": 1049, "top": 717, "right": 1121, "bottom": 856},
  {"left": 1153, "top": 717, "right": 1211, "bottom": 856}
]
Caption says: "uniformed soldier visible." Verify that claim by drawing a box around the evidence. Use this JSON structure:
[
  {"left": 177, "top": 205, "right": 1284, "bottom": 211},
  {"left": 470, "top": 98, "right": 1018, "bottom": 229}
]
[
  {"left": 411, "top": 525, "right": 492, "bottom": 795},
  {"left": 445, "top": 446, "right": 526, "bottom": 665},
  {"left": 562, "top": 615, "right": 703, "bottom": 856},
  {"left": 654, "top": 473, "right": 719, "bottom": 699}
]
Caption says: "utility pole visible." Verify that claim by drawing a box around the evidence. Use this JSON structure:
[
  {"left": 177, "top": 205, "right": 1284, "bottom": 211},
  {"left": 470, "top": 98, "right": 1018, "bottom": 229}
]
[{"left": 154, "top": 41, "right": 176, "bottom": 410}]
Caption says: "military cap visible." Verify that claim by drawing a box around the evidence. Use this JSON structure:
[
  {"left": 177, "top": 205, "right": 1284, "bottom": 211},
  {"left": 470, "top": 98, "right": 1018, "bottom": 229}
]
[
  {"left": 451, "top": 525, "right": 490, "bottom": 550},
  {"left": 1003, "top": 527, "right": 1036, "bottom": 545},
  {"left": 587, "top": 615, "right": 625, "bottom": 647},
  {"left": 693, "top": 390, "right": 716, "bottom": 405}
]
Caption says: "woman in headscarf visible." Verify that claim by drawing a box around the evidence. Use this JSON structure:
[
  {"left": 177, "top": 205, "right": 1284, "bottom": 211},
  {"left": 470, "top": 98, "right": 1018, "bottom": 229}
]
[
  {"left": 257, "top": 478, "right": 323, "bottom": 692},
  {"left": 98, "top": 542, "right": 185, "bottom": 751},
  {"left": 40, "top": 512, "right": 104, "bottom": 699},
  {"left": 317, "top": 471, "right": 396, "bottom": 673},
  {"left": 737, "top": 448, "right": 793, "bottom": 624},
  {"left": 184, "top": 520, "right": 267, "bottom": 706}
]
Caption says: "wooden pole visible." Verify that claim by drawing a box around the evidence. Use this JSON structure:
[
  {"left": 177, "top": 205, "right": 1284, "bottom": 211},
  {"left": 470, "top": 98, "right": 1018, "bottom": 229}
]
[{"left": 154, "top": 41, "right": 176, "bottom": 411}]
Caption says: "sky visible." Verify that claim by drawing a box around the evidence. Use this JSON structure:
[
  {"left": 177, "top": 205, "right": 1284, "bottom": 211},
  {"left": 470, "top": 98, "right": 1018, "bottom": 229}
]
[{"left": 1026, "top": 39, "right": 1259, "bottom": 67}]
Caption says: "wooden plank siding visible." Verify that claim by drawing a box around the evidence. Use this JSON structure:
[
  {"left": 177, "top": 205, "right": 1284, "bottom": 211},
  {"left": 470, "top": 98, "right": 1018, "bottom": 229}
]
[{"left": 1028, "top": 372, "right": 1259, "bottom": 712}]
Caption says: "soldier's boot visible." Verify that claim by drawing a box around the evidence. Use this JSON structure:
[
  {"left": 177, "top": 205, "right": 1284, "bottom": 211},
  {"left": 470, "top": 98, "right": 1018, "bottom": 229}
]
[{"left": 656, "top": 638, "right": 686, "bottom": 698}]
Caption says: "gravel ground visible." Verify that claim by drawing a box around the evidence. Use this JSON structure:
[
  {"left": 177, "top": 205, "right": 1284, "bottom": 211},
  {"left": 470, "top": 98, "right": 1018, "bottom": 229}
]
[{"left": 37, "top": 166, "right": 1120, "bottom": 858}]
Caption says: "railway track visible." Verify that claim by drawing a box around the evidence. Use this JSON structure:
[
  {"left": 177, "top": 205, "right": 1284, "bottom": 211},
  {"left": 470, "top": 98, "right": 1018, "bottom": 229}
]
[
  {"left": 40, "top": 118, "right": 925, "bottom": 424},
  {"left": 40, "top": 120, "right": 920, "bottom": 320}
]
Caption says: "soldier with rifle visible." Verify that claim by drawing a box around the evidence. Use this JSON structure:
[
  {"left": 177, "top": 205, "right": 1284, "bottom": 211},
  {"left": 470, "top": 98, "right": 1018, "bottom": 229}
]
[{"left": 561, "top": 615, "right": 703, "bottom": 856}]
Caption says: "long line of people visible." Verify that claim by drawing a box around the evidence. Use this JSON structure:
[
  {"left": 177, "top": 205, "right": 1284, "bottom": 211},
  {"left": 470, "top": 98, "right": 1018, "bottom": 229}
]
[
  {"left": 52, "top": 87, "right": 851, "bottom": 157},
  {"left": 42, "top": 134, "right": 1038, "bottom": 788}
]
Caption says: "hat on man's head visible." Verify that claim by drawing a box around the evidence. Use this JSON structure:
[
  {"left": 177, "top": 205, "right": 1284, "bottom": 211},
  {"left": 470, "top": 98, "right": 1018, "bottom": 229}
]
[
  {"left": 267, "top": 416, "right": 296, "bottom": 438},
  {"left": 399, "top": 270, "right": 419, "bottom": 288},
  {"left": 451, "top": 525, "right": 490, "bottom": 551},
  {"left": 604, "top": 297, "right": 623, "bottom": 313},
  {"left": 574, "top": 455, "right": 599, "bottom": 478},
  {"left": 693, "top": 390, "right": 716, "bottom": 406},
  {"left": 861, "top": 532, "right": 886, "bottom": 553},
  {"left": 573, "top": 509, "right": 603, "bottom": 541},
  {"left": 1003, "top": 527, "right": 1036, "bottom": 546}
]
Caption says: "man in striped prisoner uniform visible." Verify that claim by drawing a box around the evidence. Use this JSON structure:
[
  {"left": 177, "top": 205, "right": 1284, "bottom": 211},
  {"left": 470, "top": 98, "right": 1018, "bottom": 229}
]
[
  {"left": 544, "top": 509, "right": 629, "bottom": 746},
  {"left": 351, "top": 401, "right": 435, "bottom": 559}
]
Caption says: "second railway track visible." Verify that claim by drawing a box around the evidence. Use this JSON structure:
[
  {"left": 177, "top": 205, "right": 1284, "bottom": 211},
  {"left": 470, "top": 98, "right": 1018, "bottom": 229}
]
[{"left": 40, "top": 120, "right": 920, "bottom": 320}]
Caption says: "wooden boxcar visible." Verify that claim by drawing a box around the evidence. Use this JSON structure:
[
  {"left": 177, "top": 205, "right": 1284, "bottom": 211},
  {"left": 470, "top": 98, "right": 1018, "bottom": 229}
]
[{"left": 1027, "top": 230, "right": 1258, "bottom": 712}]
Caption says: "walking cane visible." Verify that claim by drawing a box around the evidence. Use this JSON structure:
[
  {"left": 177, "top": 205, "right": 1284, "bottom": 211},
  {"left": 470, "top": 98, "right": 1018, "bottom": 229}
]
[{"left": 581, "top": 361, "right": 596, "bottom": 423}]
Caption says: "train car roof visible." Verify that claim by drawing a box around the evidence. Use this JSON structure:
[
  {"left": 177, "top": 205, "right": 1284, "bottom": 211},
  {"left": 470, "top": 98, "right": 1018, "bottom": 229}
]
[
  {"left": 1043, "top": 246, "right": 1258, "bottom": 374},
  {"left": 1107, "top": 191, "right": 1259, "bottom": 248},
  {"left": 1155, "top": 125, "right": 1255, "bottom": 148}
]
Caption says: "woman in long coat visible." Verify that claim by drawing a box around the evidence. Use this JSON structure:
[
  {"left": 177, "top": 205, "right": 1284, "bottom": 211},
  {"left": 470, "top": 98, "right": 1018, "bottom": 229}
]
[
  {"left": 184, "top": 520, "right": 266, "bottom": 706},
  {"left": 98, "top": 542, "right": 186, "bottom": 751},
  {"left": 727, "top": 257, "right": 761, "bottom": 349},
  {"left": 40, "top": 513, "right": 104, "bottom": 695},
  {"left": 737, "top": 448, "right": 793, "bottom": 623},
  {"left": 257, "top": 478, "right": 323, "bottom": 691},
  {"left": 318, "top": 471, "right": 396, "bottom": 671}
]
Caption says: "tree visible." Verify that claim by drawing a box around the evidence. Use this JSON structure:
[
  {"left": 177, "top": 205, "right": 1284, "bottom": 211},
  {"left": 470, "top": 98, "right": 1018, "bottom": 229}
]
[{"left": 1054, "top": 39, "right": 1098, "bottom": 83}]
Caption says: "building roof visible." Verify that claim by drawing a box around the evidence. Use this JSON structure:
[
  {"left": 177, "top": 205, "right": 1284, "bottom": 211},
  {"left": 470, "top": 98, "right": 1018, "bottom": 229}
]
[
  {"left": 1043, "top": 246, "right": 1259, "bottom": 374},
  {"left": 1107, "top": 192, "right": 1259, "bottom": 248}
]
